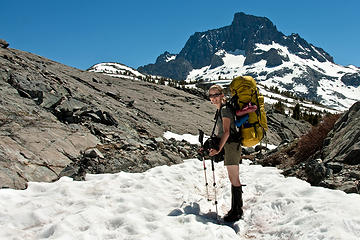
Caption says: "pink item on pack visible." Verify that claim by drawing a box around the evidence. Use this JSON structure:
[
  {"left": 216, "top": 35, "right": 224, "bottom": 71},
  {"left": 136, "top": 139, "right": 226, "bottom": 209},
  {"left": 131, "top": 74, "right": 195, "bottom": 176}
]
[{"left": 236, "top": 103, "right": 257, "bottom": 116}]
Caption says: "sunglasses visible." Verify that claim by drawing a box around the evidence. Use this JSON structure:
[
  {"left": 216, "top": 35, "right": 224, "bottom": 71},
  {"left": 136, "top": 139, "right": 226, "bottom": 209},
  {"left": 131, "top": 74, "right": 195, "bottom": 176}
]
[{"left": 208, "top": 93, "right": 222, "bottom": 98}]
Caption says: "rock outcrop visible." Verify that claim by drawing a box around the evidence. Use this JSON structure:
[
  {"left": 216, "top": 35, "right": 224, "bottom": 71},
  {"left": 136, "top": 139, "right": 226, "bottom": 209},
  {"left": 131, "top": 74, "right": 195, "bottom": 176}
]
[
  {"left": 265, "top": 110, "right": 312, "bottom": 145},
  {"left": 0, "top": 39, "right": 9, "bottom": 49},
  {"left": 259, "top": 102, "right": 360, "bottom": 193},
  {"left": 322, "top": 102, "right": 360, "bottom": 164},
  {"left": 316, "top": 102, "right": 360, "bottom": 192}
]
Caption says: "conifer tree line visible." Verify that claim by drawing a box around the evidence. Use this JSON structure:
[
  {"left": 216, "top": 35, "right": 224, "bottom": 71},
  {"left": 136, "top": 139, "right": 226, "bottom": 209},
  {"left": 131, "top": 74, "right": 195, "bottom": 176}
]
[
  {"left": 274, "top": 101, "right": 322, "bottom": 126},
  {"left": 141, "top": 75, "right": 186, "bottom": 88},
  {"left": 137, "top": 74, "right": 330, "bottom": 126}
]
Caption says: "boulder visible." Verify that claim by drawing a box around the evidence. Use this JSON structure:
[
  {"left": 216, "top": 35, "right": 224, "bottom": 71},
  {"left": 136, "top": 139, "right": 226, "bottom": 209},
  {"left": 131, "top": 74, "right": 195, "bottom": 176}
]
[
  {"left": 305, "top": 158, "right": 327, "bottom": 185},
  {"left": 0, "top": 39, "right": 9, "bottom": 49},
  {"left": 322, "top": 102, "right": 360, "bottom": 164},
  {"left": 265, "top": 110, "right": 311, "bottom": 145}
]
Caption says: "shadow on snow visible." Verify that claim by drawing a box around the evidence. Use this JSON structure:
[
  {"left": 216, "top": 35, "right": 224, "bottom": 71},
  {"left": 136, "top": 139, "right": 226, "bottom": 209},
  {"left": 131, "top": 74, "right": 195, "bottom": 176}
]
[{"left": 168, "top": 202, "right": 240, "bottom": 233}]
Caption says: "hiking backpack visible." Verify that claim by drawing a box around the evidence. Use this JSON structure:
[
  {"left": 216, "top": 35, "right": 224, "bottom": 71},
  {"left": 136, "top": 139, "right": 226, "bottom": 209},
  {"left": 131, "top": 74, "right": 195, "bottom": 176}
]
[{"left": 228, "top": 76, "right": 268, "bottom": 147}]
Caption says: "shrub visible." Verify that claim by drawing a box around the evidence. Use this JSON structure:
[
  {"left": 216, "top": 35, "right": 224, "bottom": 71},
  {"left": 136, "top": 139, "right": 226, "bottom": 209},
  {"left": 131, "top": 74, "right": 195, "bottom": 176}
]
[
  {"left": 274, "top": 101, "right": 285, "bottom": 114},
  {"left": 294, "top": 113, "right": 341, "bottom": 163}
]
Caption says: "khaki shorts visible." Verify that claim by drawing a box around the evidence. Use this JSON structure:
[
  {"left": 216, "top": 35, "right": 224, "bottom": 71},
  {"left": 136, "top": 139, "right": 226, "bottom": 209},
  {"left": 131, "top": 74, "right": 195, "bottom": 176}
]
[{"left": 224, "top": 142, "right": 241, "bottom": 166}]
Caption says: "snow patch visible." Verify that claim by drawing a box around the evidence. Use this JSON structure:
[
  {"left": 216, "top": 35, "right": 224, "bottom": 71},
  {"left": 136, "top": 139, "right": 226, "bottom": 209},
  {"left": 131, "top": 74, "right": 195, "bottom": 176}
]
[
  {"left": 166, "top": 55, "right": 176, "bottom": 62},
  {"left": 1, "top": 132, "right": 359, "bottom": 239},
  {"left": 89, "top": 62, "right": 146, "bottom": 79}
]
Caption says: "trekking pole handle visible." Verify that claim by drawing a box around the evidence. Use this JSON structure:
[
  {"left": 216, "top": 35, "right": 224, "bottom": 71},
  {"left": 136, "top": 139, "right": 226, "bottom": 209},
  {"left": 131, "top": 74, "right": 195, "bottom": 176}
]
[
  {"left": 211, "top": 157, "right": 215, "bottom": 171},
  {"left": 198, "top": 129, "right": 204, "bottom": 146}
]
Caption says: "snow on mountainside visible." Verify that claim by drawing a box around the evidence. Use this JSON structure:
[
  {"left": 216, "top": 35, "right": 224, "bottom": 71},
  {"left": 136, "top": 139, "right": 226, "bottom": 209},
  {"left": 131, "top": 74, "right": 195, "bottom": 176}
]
[
  {"left": 190, "top": 78, "right": 339, "bottom": 115},
  {"left": 87, "top": 61, "right": 339, "bottom": 116},
  {"left": 89, "top": 12, "right": 360, "bottom": 111},
  {"left": 88, "top": 62, "right": 146, "bottom": 80},
  {"left": 185, "top": 43, "right": 360, "bottom": 111},
  {"left": 88, "top": 62, "right": 172, "bottom": 85},
  {"left": 137, "top": 12, "right": 360, "bottom": 112}
]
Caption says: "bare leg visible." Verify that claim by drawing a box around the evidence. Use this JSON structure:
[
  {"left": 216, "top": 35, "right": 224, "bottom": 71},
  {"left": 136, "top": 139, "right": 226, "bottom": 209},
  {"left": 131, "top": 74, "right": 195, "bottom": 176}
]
[{"left": 226, "top": 165, "right": 241, "bottom": 186}]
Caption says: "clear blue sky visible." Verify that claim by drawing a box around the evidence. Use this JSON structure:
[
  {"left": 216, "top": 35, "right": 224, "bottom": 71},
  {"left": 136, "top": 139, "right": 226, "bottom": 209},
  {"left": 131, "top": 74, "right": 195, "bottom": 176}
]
[{"left": 1, "top": 0, "right": 359, "bottom": 70}]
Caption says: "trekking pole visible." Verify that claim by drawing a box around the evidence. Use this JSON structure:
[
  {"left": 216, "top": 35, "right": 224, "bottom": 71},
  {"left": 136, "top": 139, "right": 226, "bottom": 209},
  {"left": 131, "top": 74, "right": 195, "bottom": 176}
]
[
  {"left": 211, "top": 158, "right": 219, "bottom": 220},
  {"left": 203, "top": 158, "right": 210, "bottom": 201},
  {"left": 198, "top": 130, "right": 210, "bottom": 201}
]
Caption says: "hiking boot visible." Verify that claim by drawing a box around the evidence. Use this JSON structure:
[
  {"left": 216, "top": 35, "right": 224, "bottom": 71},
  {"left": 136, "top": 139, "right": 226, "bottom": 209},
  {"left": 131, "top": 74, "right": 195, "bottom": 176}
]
[{"left": 223, "top": 185, "right": 243, "bottom": 222}]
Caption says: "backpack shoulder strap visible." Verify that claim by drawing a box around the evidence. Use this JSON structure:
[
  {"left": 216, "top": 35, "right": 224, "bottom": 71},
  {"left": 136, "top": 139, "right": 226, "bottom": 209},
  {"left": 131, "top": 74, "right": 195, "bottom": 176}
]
[
  {"left": 210, "top": 107, "right": 221, "bottom": 137},
  {"left": 210, "top": 103, "right": 231, "bottom": 137},
  {"left": 219, "top": 102, "right": 240, "bottom": 137}
]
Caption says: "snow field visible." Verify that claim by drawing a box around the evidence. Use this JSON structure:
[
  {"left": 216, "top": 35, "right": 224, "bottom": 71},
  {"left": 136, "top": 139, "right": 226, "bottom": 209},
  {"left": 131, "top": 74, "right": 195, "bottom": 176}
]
[
  {"left": 0, "top": 132, "right": 359, "bottom": 239},
  {"left": 1, "top": 158, "right": 360, "bottom": 239}
]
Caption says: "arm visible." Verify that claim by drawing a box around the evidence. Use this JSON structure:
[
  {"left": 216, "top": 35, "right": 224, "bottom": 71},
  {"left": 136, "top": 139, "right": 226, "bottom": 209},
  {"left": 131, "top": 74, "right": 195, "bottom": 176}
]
[{"left": 209, "top": 117, "right": 230, "bottom": 156}]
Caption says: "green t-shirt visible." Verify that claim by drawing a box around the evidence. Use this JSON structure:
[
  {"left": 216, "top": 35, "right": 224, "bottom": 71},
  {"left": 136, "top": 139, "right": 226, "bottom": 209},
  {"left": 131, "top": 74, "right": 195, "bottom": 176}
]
[{"left": 215, "top": 104, "right": 236, "bottom": 138}]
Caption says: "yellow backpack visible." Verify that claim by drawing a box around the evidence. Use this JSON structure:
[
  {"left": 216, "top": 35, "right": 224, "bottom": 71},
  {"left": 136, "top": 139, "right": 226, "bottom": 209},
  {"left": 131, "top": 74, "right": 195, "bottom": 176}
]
[{"left": 228, "top": 76, "right": 268, "bottom": 147}]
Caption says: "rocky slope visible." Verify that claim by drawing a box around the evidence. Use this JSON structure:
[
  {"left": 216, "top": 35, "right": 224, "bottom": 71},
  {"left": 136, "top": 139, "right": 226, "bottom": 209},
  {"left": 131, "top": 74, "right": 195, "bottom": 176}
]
[
  {"left": 257, "top": 101, "right": 360, "bottom": 193},
  {"left": 0, "top": 44, "right": 310, "bottom": 189},
  {"left": 0, "top": 46, "right": 210, "bottom": 189}
]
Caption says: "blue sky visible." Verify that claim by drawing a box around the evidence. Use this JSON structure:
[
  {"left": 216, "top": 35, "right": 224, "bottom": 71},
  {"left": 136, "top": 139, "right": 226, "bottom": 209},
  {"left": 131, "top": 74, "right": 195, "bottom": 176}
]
[{"left": 1, "top": 0, "right": 359, "bottom": 70}]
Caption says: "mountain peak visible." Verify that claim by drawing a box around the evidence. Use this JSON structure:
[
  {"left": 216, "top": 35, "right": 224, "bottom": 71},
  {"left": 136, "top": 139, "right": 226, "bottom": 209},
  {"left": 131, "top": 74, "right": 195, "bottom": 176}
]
[
  {"left": 232, "top": 12, "right": 274, "bottom": 29},
  {"left": 155, "top": 51, "right": 177, "bottom": 64},
  {"left": 137, "top": 12, "right": 360, "bottom": 110},
  {"left": 230, "top": 12, "right": 283, "bottom": 49}
]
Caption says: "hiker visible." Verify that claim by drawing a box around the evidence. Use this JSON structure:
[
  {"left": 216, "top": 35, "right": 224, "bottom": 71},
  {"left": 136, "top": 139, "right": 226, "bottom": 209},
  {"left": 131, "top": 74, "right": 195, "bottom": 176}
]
[{"left": 207, "top": 84, "right": 243, "bottom": 222}]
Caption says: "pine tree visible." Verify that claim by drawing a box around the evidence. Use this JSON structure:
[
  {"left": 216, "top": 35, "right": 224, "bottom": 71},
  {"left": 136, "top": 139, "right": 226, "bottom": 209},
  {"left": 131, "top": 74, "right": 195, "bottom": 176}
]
[
  {"left": 274, "top": 101, "right": 285, "bottom": 114},
  {"left": 292, "top": 103, "right": 301, "bottom": 120}
]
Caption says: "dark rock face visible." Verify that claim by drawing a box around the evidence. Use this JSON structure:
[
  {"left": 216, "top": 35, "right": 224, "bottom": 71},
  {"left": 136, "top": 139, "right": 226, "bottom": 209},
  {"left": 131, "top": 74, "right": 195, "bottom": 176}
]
[
  {"left": 209, "top": 54, "right": 224, "bottom": 69},
  {"left": 244, "top": 48, "right": 290, "bottom": 67},
  {"left": 138, "top": 57, "right": 193, "bottom": 81},
  {"left": 322, "top": 102, "right": 360, "bottom": 165},
  {"left": 155, "top": 51, "right": 177, "bottom": 64},
  {"left": 281, "top": 33, "right": 333, "bottom": 63},
  {"left": 138, "top": 12, "right": 334, "bottom": 80},
  {"left": 341, "top": 73, "right": 360, "bottom": 87},
  {"left": 229, "top": 12, "right": 283, "bottom": 48}
]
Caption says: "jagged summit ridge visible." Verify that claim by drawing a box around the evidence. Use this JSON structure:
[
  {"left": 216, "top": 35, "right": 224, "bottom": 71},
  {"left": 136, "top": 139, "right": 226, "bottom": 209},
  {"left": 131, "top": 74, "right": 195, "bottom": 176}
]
[
  {"left": 137, "top": 12, "right": 359, "bottom": 110},
  {"left": 140, "top": 12, "right": 334, "bottom": 75},
  {"left": 175, "top": 12, "right": 287, "bottom": 69}
]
